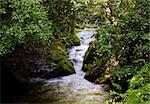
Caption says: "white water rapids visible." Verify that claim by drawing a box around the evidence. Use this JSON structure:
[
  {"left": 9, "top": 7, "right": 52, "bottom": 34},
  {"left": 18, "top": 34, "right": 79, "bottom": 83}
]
[{"left": 20, "top": 28, "right": 108, "bottom": 104}]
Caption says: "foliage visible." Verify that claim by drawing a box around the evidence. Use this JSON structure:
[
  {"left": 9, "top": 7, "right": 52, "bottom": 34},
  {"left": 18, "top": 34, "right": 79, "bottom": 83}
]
[
  {"left": 47, "top": 41, "right": 74, "bottom": 73},
  {"left": 126, "top": 64, "right": 150, "bottom": 104},
  {"left": 0, "top": 0, "right": 53, "bottom": 55},
  {"left": 0, "top": 0, "right": 79, "bottom": 55},
  {"left": 106, "top": 64, "right": 150, "bottom": 104},
  {"left": 74, "top": 0, "right": 106, "bottom": 28},
  {"left": 80, "top": 0, "right": 150, "bottom": 103},
  {"left": 95, "top": 0, "right": 149, "bottom": 74},
  {"left": 97, "top": 0, "right": 149, "bottom": 65},
  {"left": 44, "top": 0, "right": 76, "bottom": 36},
  {"left": 43, "top": 0, "right": 80, "bottom": 48}
]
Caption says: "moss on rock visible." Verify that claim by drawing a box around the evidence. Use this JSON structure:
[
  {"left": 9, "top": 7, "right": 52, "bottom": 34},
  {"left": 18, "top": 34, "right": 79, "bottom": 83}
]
[
  {"left": 82, "top": 41, "right": 97, "bottom": 72},
  {"left": 83, "top": 40, "right": 111, "bottom": 84},
  {"left": 6, "top": 40, "right": 75, "bottom": 80},
  {"left": 33, "top": 41, "right": 75, "bottom": 79}
]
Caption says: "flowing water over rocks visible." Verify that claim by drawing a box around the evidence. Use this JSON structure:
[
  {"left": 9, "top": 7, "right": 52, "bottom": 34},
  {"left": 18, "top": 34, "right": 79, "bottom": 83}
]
[{"left": 20, "top": 28, "right": 108, "bottom": 104}]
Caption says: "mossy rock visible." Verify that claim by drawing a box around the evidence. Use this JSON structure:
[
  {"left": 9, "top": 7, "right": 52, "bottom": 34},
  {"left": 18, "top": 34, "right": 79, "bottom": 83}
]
[
  {"left": 36, "top": 42, "right": 76, "bottom": 79},
  {"left": 5, "top": 41, "right": 75, "bottom": 80},
  {"left": 65, "top": 34, "right": 80, "bottom": 47},
  {"left": 84, "top": 62, "right": 111, "bottom": 84},
  {"left": 31, "top": 54, "right": 75, "bottom": 79},
  {"left": 32, "top": 62, "right": 75, "bottom": 79},
  {"left": 82, "top": 41, "right": 97, "bottom": 72}
]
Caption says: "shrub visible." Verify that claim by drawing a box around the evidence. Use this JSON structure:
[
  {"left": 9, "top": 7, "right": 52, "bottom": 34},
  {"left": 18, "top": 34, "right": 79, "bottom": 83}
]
[
  {"left": 0, "top": 0, "right": 53, "bottom": 55},
  {"left": 85, "top": 0, "right": 150, "bottom": 103}
]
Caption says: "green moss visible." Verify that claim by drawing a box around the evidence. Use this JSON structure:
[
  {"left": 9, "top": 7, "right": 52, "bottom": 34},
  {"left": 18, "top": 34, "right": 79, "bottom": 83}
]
[
  {"left": 82, "top": 41, "right": 97, "bottom": 71},
  {"left": 47, "top": 41, "right": 75, "bottom": 77}
]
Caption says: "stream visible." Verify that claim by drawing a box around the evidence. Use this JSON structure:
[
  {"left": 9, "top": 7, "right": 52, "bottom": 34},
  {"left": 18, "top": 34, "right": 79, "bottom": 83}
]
[{"left": 20, "top": 28, "right": 108, "bottom": 104}]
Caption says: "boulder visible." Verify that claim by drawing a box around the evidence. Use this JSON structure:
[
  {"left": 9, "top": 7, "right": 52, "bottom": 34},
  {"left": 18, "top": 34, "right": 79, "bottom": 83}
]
[
  {"left": 32, "top": 59, "right": 75, "bottom": 79},
  {"left": 84, "top": 64, "right": 111, "bottom": 84},
  {"left": 84, "top": 65, "right": 105, "bottom": 83},
  {"left": 41, "top": 42, "right": 76, "bottom": 79},
  {"left": 82, "top": 41, "right": 96, "bottom": 72},
  {"left": 6, "top": 41, "right": 76, "bottom": 80}
]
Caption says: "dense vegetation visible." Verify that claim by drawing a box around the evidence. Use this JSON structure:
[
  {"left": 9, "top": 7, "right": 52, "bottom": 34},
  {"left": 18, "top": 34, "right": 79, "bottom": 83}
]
[
  {"left": 81, "top": 0, "right": 150, "bottom": 104},
  {"left": 0, "top": 0, "right": 79, "bottom": 55},
  {"left": 0, "top": 0, "right": 52, "bottom": 55},
  {"left": 1, "top": 0, "right": 150, "bottom": 104}
]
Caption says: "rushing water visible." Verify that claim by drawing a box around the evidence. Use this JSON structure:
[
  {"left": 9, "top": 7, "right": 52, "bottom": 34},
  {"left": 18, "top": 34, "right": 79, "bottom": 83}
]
[{"left": 20, "top": 28, "right": 108, "bottom": 104}]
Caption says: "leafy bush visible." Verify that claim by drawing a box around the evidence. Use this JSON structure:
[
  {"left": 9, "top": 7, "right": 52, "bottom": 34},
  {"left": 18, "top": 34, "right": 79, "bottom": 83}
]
[
  {"left": 74, "top": 0, "right": 106, "bottom": 28},
  {"left": 95, "top": 0, "right": 149, "bottom": 72},
  {"left": 0, "top": 0, "right": 53, "bottom": 55},
  {"left": 80, "top": 0, "right": 150, "bottom": 103},
  {"left": 44, "top": 0, "right": 76, "bottom": 36},
  {"left": 106, "top": 64, "right": 150, "bottom": 104},
  {"left": 0, "top": 0, "right": 78, "bottom": 55}
]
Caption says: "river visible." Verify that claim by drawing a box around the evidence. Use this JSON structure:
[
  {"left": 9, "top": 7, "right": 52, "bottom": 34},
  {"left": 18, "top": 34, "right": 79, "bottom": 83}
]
[{"left": 20, "top": 28, "right": 108, "bottom": 104}]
